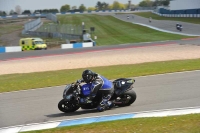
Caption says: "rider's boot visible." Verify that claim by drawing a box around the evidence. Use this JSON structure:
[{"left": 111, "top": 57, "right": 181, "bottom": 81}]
[{"left": 97, "top": 94, "right": 114, "bottom": 112}]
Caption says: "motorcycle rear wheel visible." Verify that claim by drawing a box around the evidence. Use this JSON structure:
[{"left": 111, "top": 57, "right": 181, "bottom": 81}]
[
  {"left": 58, "top": 99, "right": 80, "bottom": 113},
  {"left": 117, "top": 89, "right": 136, "bottom": 107}
]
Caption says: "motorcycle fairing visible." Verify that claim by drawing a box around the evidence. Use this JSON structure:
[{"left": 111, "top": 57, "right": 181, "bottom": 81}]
[
  {"left": 114, "top": 78, "right": 134, "bottom": 95},
  {"left": 81, "top": 83, "right": 92, "bottom": 96},
  {"left": 99, "top": 75, "right": 113, "bottom": 90}
]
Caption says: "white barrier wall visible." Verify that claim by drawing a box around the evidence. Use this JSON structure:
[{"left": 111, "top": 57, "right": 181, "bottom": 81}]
[
  {"left": 0, "top": 46, "right": 22, "bottom": 53},
  {"left": 152, "top": 11, "right": 200, "bottom": 18},
  {"left": 82, "top": 42, "right": 93, "bottom": 47},
  {"left": 170, "top": 0, "right": 200, "bottom": 10},
  {"left": 61, "top": 44, "right": 73, "bottom": 49},
  {"left": 61, "top": 42, "right": 94, "bottom": 49},
  {"left": 5, "top": 46, "right": 22, "bottom": 52}
]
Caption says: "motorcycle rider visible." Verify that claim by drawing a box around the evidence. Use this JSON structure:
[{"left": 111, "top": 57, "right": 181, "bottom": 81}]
[
  {"left": 79, "top": 69, "right": 114, "bottom": 111},
  {"left": 176, "top": 23, "right": 182, "bottom": 31},
  {"left": 176, "top": 23, "right": 179, "bottom": 29}
]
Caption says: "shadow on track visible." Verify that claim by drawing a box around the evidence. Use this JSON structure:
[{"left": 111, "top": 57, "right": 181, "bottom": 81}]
[
  {"left": 45, "top": 108, "right": 118, "bottom": 118},
  {"left": 45, "top": 109, "right": 100, "bottom": 118}
]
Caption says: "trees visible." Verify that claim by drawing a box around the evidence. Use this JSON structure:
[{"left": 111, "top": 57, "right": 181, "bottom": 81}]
[
  {"left": 72, "top": 6, "right": 77, "bottom": 10},
  {"left": 102, "top": 2, "right": 109, "bottom": 10},
  {"left": 0, "top": 11, "right": 7, "bottom": 16},
  {"left": 111, "top": 1, "right": 126, "bottom": 10},
  {"left": 33, "top": 9, "right": 59, "bottom": 14},
  {"left": 96, "top": 1, "right": 103, "bottom": 10},
  {"left": 153, "top": 0, "right": 170, "bottom": 6},
  {"left": 48, "top": 9, "right": 59, "bottom": 13},
  {"left": 60, "top": 4, "right": 70, "bottom": 12},
  {"left": 34, "top": 10, "right": 42, "bottom": 14},
  {"left": 112, "top": 1, "right": 120, "bottom": 9},
  {"left": 162, "top": 0, "right": 170, "bottom": 6},
  {"left": 79, "top": 4, "right": 86, "bottom": 11},
  {"left": 95, "top": 1, "right": 109, "bottom": 10},
  {"left": 124, "top": 3, "right": 135, "bottom": 10},
  {"left": 139, "top": 0, "right": 153, "bottom": 7},
  {"left": 15, "top": 5, "right": 22, "bottom": 14},
  {"left": 88, "top": 7, "right": 96, "bottom": 11},
  {"left": 9, "top": 10, "right": 15, "bottom": 15},
  {"left": 22, "top": 10, "right": 31, "bottom": 15}
]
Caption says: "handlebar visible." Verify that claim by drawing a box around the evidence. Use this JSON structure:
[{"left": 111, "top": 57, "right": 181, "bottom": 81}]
[{"left": 72, "top": 79, "right": 84, "bottom": 87}]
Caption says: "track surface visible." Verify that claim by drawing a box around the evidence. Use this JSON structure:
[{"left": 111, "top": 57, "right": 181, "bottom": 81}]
[
  {"left": 114, "top": 14, "right": 200, "bottom": 35},
  {"left": 0, "top": 71, "right": 200, "bottom": 128},
  {"left": 0, "top": 38, "right": 200, "bottom": 61}
]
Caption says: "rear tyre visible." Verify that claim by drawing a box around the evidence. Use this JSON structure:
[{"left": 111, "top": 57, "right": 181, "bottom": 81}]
[
  {"left": 58, "top": 99, "right": 80, "bottom": 113},
  {"left": 118, "top": 89, "right": 136, "bottom": 107}
]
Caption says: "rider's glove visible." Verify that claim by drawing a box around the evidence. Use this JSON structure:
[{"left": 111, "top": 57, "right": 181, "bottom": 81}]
[{"left": 77, "top": 79, "right": 84, "bottom": 84}]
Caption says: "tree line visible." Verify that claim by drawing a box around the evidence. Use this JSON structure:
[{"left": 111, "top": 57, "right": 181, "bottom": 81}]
[
  {"left": 139, "top": 0, "right": 170, "bottom": 7},
  {"left": 0, "top": 0, "right": 170, "bottom": 16}
]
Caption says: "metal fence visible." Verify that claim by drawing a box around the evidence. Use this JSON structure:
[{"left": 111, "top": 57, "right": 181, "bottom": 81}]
[
  {"left": 37, "top": 24, "right": 82, "bottom": 34},
  {"left": 21, "top": 15, "right": 82, "bottom": 40},
  {"left": 26, "top": 31, "right": 81, "bottom": 40},
  {"left": 22, "top": 18, "right": 42, "bottom": 34},
  {"left": 46, "top": 13, "right": 58, "bottom": 23}
]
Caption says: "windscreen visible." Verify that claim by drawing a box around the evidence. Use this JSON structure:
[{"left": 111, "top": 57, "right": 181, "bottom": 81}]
[{"left": 34, "top": 41, "right": 44, "bottom": 44}]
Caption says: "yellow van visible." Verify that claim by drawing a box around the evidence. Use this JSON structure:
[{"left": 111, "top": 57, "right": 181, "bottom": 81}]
[{"left": 19, "top": 38, "right": 47, "bottom": 51}]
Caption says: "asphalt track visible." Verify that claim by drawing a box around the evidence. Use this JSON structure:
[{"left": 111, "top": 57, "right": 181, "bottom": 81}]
[
  {"left": 0, "top": 38, "right": 200, "bottom": 61},
  {"left": 0, "top": 71, "right": 200, "bottom": 128},
  {"left": 114, "top": 13, "right": 200, "bottom": 36}
]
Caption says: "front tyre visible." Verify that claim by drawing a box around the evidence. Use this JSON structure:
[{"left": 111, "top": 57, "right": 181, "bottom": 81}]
[
  {"left": 118, "top": 89, "right": 137, "bottom": 107},
  {"left": 58, "top": 99, "right": 80, "bottom": 113}
]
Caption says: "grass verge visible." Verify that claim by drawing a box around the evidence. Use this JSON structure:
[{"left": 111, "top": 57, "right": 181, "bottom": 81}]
[
  {"left": 57, "top": 14, "right": 187, "bottom": 46},
  {"left": 0, "top": 22, "right": 23, "bottom": 36},
  {"left": 1, "top": 59, "right": 200, "bottom": 93},
  {"left": 132, "top": 12, "right": 200, "bottom": 24},
  {"left": 24, "top": 113, "right": 200, "bottom": 133}
]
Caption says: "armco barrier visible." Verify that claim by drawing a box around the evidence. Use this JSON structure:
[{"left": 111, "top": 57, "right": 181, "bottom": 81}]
[
  {"left": 61, "top": 42, "right": 94, "bottom": 49},
  {"left": 0, "top": 10, "right": 136, "bottom": 19},
  {"left": 0, "top": 46, "right": 21, "bottom": 53},
  {"left": 152, "top": 11, "right": 200, "bottom": 18}
]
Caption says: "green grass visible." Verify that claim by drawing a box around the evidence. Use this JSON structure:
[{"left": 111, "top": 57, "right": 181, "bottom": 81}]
[
  {"left": 24, "top": 113, "right": 200, "bottom": 133},
  {"left": 0, "top": 24, "right": 22, "bottom": 36},
  {"left": 132, "top": 12, "right": 200, "bottom": 24},
  {"left": 57, "top": 14, "right": 187, "bottom": 46},
  {"left": 1, "top": 59, "right": 200, "bottom": 93}
]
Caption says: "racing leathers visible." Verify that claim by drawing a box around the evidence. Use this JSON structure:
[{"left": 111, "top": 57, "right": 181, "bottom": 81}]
[{"left": 81, "top": 74, "right": 114, "bottom": 111}]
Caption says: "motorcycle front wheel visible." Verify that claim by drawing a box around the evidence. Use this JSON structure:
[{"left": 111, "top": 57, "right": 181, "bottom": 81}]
[{"left": 58, "top": 99, "right": 80, "bottom": 113}]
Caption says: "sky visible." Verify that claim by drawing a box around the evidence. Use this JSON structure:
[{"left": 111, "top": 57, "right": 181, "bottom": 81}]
[{"left": 0, "top": 0, "right": 142, "bottom": 13}]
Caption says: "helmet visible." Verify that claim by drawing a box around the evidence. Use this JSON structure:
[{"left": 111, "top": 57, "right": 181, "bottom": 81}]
[{"left": 82, "top": 69, "right": 94, "bottom": 83}]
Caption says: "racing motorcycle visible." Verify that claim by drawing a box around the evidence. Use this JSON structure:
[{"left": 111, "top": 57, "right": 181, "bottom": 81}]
[
  {"left": 176, "top": 24, "right": 183, "bottom": 31},
  {"left": 58, "top": 78, "right": 137, "bottom": 113}
]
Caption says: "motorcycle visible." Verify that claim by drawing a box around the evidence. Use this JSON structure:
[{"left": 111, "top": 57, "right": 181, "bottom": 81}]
[
  {"left": 58, "top": 78, "right": 137, "bottom": 113},
  {"left": 176, "top": 24, "right": 182, "bottom": 31}
]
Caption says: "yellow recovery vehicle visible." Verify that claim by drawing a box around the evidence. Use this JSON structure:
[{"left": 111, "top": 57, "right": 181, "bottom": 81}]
[{"left": 19, "top": 38, "right": 47, "bottom": 51}]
